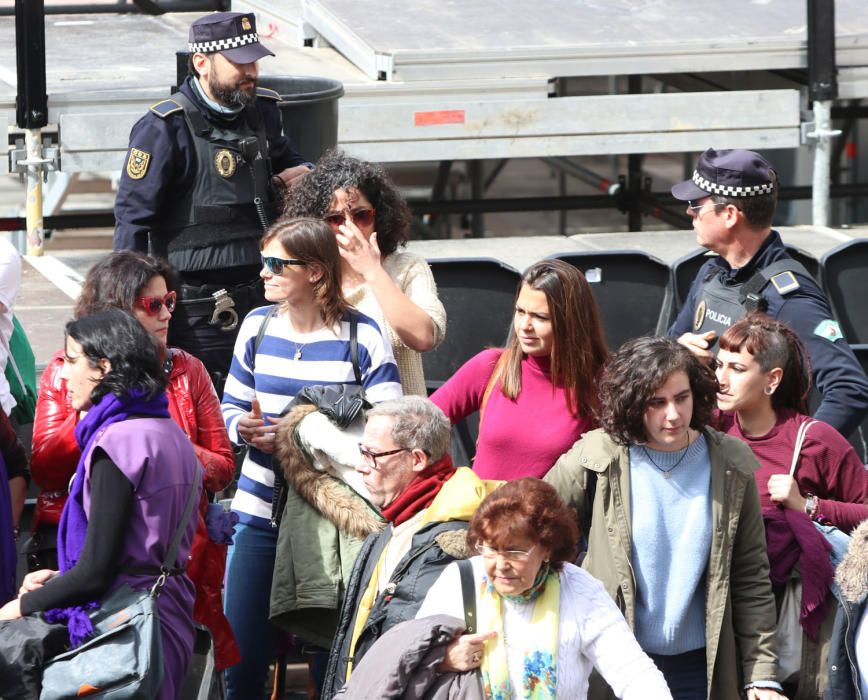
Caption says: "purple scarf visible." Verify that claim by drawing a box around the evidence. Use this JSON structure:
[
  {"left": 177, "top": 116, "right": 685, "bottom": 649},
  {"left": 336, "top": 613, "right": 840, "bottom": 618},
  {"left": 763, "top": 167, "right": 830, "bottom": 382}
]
[
  {"left": 44, "top": 389, "right": 169, "bottom": 647},
  {"left": 763, "top": 507, "right": 834, "bottom": 641},
  {"left": 0, "top": 451, "right": 15, "bottom": 606}
]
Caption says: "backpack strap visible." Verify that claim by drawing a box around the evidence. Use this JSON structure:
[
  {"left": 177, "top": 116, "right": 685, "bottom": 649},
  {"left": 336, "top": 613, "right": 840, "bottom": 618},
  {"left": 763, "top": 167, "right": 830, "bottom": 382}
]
[{"left": 456, "top": 559, "right": 477, "bottom": 634}]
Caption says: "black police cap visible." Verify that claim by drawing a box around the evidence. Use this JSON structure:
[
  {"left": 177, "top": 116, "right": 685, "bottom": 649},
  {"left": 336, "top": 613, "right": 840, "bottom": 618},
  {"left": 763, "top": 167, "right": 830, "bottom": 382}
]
[
  {"left": 188, "top": 12, "right": 275, "bottom": 64},
  {"left": 672, "top": 148, "right": 777, "bottom": 201}
]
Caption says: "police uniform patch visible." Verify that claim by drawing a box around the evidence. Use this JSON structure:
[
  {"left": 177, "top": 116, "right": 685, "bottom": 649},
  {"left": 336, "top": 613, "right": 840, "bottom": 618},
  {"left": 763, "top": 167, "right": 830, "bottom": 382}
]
[
  {"left": 126, "top": 148, "right": 151, "bottom": 180},
  {"left": 694, "top": 300, "right": 706, "bottom": 331},
  {"left": 214, "top": 149, "right": 237, "bottom": 178},
  {"left": 241, "top": 16, "right": 252, "bottom": 31},
  {"left": 770, "top": 271, "right": 800, "bottom": 295},
  {"left": 814, "top": 319, "right": 844, "bottom": 343}
]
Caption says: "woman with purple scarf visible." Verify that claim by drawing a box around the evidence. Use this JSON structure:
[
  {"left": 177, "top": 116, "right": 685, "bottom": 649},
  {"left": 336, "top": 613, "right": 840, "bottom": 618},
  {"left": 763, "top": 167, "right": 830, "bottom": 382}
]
[{"left": 0, "top": 309, "right": 202, "bottom": 699}]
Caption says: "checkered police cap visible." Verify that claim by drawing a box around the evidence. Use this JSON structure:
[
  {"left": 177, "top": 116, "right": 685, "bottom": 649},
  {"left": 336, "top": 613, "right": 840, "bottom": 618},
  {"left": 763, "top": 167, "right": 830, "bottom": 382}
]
[
  {"left": 188, "top": 12, "right": 275, "bottom": 63},
  {"left": 671, "top": 148, "right": 777, "bottom": 201}
]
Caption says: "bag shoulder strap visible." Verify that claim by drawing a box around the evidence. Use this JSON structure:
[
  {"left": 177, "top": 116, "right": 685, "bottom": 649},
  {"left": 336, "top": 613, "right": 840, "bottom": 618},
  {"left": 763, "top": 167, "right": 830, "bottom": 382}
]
[
  {"left": 789, "top": 419, "right": 818, "bottom": 477},
  {"left": 159, "top": 470, "right": 201, "bottom": 575},
  {"left": 252, "top": 305, "right": 279, "bottom": 371},
  {"left": 456, "top": 559, "right": 477, "bottom": 634},
  {"left": 350, "top": 311, "right": 362, "bottom": 387}
]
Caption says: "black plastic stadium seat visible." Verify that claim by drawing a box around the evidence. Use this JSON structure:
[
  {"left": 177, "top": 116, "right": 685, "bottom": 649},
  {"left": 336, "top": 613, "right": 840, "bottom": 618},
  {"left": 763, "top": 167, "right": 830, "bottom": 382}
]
[{"left": 549, "top": 250, "right": 671, "bottom": 351}]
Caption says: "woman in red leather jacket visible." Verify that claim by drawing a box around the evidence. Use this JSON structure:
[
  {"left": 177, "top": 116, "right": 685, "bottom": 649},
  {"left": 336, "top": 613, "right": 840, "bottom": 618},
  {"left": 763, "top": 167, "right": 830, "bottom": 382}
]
[{"left": 29, "top": 251, "right": 240, "bottom": 669}]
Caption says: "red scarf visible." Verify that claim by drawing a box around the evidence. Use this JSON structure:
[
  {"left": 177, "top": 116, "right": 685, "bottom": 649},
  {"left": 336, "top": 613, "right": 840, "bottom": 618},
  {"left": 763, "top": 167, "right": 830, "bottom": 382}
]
[{"left": 380, "top": 454, "right": 456, "bottom": 527}]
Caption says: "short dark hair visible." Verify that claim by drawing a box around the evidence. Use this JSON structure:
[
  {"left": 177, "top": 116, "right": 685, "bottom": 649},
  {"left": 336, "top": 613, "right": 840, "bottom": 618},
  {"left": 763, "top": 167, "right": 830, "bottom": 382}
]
[
  {"left": 282, "top": 149, "right": 412, "bottom": 256},
  {"left": 467, "top": 479, "right": 578, "bottom": 571},
  {"left": 710, "top": 169, "right": 778, "bottom": 229},
  {"left": 260, "top": 217, "right": 349, "bottom": 329},
  {"left": 65, "top": 309, "right": 166, "bottom": 404},
  {"left": 598, "top": 336, "right": 718, "bottom": 445},
  {"left": 718, "top": 312, "right": 811, "bottom": 414},
  {"left": 75, "top": 251, "right": 178, "bottom": 319}
]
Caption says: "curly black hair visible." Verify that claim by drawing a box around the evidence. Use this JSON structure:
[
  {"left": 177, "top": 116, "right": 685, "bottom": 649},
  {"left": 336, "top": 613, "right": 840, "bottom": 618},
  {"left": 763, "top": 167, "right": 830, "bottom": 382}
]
[
  {"left": 65, "top": 309, "right": 166, "bottom": 404},
  {"left": 281, "top": 149, "right": 411, "bottom": 256},
  {"left": 597, "top": 335, "right": 718, "bottom": 446}
]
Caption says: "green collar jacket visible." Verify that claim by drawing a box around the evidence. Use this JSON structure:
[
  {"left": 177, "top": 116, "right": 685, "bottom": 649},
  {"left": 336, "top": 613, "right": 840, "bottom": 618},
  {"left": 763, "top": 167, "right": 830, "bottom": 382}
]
[{"left": 544, "top": 427, "right": 779, "bottom": 700}]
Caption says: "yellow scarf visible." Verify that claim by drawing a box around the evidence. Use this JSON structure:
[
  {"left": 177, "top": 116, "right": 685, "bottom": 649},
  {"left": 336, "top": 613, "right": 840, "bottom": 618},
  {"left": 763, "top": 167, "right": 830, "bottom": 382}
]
[{"left": 479, "top": 567, "right": 560, "bottom": 699}]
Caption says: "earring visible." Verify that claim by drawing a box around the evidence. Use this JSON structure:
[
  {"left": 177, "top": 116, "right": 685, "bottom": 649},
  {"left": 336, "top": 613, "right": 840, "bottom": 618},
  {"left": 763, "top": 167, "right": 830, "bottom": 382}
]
[{"left": 764, "top": 387, "right": 774, "bottom": 396}]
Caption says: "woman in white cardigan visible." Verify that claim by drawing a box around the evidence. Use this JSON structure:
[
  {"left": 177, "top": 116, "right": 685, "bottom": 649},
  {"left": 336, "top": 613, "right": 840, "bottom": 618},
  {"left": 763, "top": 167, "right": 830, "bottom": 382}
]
[{"left": 416, "top": 478, "right": 673, "bottom": 700}]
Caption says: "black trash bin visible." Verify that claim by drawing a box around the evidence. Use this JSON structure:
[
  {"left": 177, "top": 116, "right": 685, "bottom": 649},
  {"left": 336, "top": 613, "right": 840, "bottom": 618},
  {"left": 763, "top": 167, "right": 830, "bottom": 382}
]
[{"left": 259, "top": 76, "right": 344, "bottom": 164}]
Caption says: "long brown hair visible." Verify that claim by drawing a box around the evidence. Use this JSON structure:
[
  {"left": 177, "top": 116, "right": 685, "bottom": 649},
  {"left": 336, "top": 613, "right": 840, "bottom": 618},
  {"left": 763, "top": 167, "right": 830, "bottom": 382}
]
[
  {"left": 260, "top": 217, "right": 349, "bottom": 329},
  {"left": 499, "top": 259, "right": 608, "bottom": 418},
  {"left": 718, "top": 312, "right": 811, "bottom": 414}
]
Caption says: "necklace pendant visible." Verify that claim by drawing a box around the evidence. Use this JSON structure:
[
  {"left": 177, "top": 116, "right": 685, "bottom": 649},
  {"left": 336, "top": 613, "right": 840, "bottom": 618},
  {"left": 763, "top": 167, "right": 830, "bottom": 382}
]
[
  {"left": 294, "top": 348, "right": 302, "bottom": 361},
  {"left": 663, "top": 470, "right": 671, "bottom": 479}
]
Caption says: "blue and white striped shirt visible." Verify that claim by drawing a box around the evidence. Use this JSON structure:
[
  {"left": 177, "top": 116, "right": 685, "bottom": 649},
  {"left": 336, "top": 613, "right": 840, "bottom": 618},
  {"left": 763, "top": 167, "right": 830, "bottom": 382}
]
[{"left": 221, "top": 305, "right": 403, "bottom": 529}]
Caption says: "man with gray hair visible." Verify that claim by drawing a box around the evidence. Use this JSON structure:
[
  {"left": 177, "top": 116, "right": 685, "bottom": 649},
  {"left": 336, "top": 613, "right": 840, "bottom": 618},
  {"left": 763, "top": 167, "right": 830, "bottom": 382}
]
[{"left": 322, "top": 396, "right": 499, "bottom": 698}]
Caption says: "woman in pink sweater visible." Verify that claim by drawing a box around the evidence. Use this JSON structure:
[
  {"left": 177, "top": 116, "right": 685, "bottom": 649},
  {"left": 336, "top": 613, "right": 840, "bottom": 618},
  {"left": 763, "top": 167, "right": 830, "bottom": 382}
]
[{"left": 431, "top": 259, "right": 608, "bottom": 480}]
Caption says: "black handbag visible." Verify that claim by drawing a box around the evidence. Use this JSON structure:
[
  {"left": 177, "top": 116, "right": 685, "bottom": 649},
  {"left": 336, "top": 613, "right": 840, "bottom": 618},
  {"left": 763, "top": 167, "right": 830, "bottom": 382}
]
[{"left": 38, "top": 473, "right": 200, "bottom": 699}]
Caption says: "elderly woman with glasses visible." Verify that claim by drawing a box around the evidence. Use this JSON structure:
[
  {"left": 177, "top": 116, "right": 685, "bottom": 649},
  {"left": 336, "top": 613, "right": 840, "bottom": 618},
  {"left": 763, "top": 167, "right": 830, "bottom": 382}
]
[
  {"left": 220, "top": 217, "right": 403, "bottom": 699},
  {"left": 283, "top": 149, "right": 446, "bottom": 395},
  {"left": 29, "top": 250, "right": 238, "bottom": 668},
  {"left": 410, "top": 478, "right": 672, "bottom": 699}
]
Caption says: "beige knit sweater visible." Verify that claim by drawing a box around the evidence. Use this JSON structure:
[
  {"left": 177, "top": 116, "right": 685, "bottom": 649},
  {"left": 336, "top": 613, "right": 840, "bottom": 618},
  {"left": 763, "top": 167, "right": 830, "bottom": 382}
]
[{"left": 344, "top": 250, "right": 446, "bottom": 396}]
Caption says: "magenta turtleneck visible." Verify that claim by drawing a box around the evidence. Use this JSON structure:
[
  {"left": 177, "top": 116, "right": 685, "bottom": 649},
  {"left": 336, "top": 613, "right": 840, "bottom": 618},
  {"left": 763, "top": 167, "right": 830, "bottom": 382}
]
[{"left": 430, "top": 348, "right": 595, "bottom": 480}]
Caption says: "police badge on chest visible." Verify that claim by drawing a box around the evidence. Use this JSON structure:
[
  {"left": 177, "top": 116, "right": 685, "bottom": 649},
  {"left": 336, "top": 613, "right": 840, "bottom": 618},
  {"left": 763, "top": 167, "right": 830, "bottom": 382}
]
[{"left": 214, "top": 149, "right": 237, "bottom": 178}]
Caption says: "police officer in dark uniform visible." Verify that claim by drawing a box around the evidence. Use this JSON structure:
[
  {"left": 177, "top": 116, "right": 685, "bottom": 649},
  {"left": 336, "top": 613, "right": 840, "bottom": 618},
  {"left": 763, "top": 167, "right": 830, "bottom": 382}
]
[
  {"left": 114, "top": 12, "right": 311, "bottom": 390},
  {"left": 668, "top": 148, "right": 868, "bottom": 438}
]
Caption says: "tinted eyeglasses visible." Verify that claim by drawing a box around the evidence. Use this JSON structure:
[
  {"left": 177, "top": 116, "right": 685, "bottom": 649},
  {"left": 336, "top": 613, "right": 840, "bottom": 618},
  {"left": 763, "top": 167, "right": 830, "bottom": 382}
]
[
  {"left": 135, "top": 291, "right": 177, "bottom": 316},
  {"left": 260, "top": 255, "right": 307, "bottom": 276},
  {"left": 358, "top": 443, "right": 409, "bottom": 470},
  {"left": 323, "top": 207, "right": 376, "bottom": 231}
]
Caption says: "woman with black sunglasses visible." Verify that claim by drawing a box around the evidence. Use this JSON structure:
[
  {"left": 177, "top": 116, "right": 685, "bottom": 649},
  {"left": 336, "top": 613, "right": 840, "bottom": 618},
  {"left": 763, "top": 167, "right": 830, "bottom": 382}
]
[
  {"left": 283, "top": 149, "right": 446, "bottom": 396},
  {"left": 29, "top": 250, "right": 239, "bottom": 669},
  {"left": 220, "top": 217, "right": 403, "bottom": 699}
]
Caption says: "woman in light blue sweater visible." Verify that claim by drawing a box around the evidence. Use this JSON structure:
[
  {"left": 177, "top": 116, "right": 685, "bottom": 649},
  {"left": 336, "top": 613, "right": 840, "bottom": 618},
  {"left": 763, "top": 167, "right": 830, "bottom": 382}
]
[{"left": 545, "top": 336, "right": 784, "bottom": 700}]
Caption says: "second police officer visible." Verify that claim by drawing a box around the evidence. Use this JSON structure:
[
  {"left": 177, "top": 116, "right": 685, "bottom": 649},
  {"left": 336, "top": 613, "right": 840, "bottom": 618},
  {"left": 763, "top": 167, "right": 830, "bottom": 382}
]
[
  {"left": 669, "top": 148, "right": 868, "bottom": 438},
  {"left": 114, "top": 12, "right": 312, "bottom": 390}
]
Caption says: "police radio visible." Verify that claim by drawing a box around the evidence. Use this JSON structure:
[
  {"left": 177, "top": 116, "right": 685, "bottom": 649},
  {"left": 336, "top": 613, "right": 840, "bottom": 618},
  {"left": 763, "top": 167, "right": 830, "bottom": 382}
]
[{"left": 238, "top": 137, "right": 271, "bottom": 233}]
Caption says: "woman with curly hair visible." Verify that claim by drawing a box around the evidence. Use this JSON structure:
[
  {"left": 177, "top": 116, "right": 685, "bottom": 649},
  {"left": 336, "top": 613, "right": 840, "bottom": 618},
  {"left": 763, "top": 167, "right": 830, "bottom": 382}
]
[
  {"left": 545, "top": 336, "right": 784, "bottom": 700},
  {"left": 406, "top": 478, "right": 671, "bottom": 699},
  {"left": 431, "top": 258, "right": 608, "bottom": 480},
  {"left": 283, "top": 150, "right": 446, "bottom": 395}
]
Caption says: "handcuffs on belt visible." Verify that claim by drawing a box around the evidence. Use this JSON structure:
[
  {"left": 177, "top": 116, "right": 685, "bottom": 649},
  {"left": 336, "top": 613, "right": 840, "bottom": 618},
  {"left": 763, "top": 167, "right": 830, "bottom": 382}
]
[{"left": 210, "top": 289, "right": 240, "bottom": 332}]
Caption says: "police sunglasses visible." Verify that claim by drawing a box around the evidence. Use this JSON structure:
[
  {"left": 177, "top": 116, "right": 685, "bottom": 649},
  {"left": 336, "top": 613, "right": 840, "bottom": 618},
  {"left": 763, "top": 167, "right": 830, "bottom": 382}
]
[
  {"left": 260, "top": 254, "right": 307, "bottom": 276},
  {"left": 136, "top": 290, "right": 177, "bottom": 316},
  {"left": 323, "top": 207, "right": 376, "bottom": 231}
]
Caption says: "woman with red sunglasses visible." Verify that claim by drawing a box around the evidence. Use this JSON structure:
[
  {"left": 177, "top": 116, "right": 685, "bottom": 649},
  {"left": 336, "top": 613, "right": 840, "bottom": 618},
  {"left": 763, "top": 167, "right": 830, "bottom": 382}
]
[
  {"left": 283, "top": 149, "right": 446, "bottom": 396},
  {"left": 28, "top": 250, "right": 240, "bottom": 670}
]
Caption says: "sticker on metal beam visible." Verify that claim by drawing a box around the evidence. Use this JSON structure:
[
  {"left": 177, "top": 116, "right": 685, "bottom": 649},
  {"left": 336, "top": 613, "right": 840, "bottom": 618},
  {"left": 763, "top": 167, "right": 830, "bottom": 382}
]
[{"left": 414, "top": 110, "right": 466, "bottom": 126}]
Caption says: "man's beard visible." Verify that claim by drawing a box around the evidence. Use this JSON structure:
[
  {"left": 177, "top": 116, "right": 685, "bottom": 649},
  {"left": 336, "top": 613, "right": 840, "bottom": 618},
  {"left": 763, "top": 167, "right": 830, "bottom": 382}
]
[{"left": 208, "top": 72, "right": 257, "bottom": 107}]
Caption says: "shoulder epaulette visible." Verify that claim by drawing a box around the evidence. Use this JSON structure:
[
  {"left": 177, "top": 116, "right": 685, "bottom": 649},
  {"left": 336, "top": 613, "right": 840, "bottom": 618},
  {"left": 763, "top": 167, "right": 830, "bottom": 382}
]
[
  {"left": 149, "top": 99, "right": 184, "bottom": 118},
  {"left": 255, "top": 87, "right": 281, "bottom": 101},
  {"left": 769, "top": 271, "right": 801, "bottom": 296}
]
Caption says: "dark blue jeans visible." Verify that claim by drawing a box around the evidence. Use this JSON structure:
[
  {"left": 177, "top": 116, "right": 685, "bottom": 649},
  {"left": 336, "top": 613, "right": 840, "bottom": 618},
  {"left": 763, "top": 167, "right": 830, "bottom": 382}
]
[
  {"left": 224, "top": 522, "right": 278, "bottom": 700},
  {"left": 648, "top": 648, "right": 708, "bottom": 700}
]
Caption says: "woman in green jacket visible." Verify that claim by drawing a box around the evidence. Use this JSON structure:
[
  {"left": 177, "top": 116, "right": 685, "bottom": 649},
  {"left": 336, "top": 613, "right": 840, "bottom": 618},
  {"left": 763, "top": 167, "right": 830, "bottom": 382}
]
[{"left": 545, "top": 336, "right": 784, "bottom": 700}]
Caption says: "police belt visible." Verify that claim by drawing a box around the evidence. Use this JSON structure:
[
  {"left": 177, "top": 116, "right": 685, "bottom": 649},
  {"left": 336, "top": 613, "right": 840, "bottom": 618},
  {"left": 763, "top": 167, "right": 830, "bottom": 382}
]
[{"left": 176, "top": 280, "right": 260, "bottom": 331}]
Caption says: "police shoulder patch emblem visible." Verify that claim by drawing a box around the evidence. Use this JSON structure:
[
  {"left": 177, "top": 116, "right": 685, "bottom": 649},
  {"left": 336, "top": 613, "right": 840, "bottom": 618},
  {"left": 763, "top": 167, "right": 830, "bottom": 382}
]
[
  {"left": 126, "top": 148, "right": 151, "bottom": 180},
  {"left": 215, "top": 149, "right": 237, "bottom": 178},
  {"left": 814, "top": 319, "right": 844, "bottom": 343},
  {"left": 693, "top": 300, "right": 706, "bottom": 331}
]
